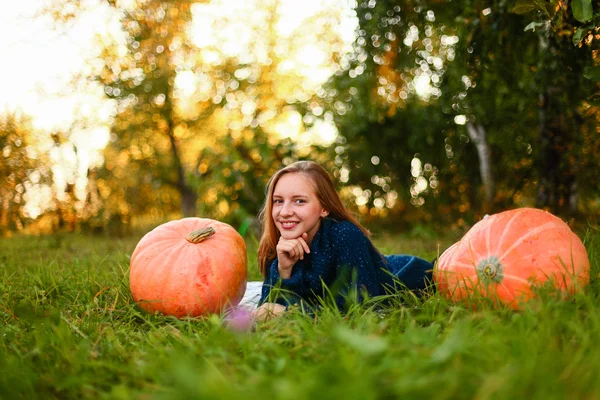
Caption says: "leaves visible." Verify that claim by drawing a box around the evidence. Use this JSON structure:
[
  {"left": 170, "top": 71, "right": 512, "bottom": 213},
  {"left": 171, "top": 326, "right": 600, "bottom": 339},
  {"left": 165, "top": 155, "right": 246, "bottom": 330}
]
[
  {"left": 583, "top": 66, "right": 600, "bottom": 81},
  {"left": 534, "top": 0, "right": 558, "bottom": 18},
  {"left": 572, "top": 26, "right": 590, "bottom": 45},
  {"left": 585, "top": 92, "right": 600, "bottom": 106},
  {"left": 513, "top": 0, "right": 564, "bottom": 18},
  {"left": 571, "top": 0, "right": 593, "bottom": 23},
  {"left": 525, "top": 21, "right": 547, "bottom": 32},
  {"left": 512, "top": 0, "right": 536, "bottom": 14}
]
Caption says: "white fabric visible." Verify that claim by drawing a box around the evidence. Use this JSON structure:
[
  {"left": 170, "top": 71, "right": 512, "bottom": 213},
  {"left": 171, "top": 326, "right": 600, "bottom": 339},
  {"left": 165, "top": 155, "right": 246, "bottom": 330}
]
[{"left": 238, "top": 281, "right": 263, "bottom": 310}]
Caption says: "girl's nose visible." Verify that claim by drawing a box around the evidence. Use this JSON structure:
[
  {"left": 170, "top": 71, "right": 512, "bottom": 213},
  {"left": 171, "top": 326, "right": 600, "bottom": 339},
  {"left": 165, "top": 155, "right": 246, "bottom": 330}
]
[{"left": 280, "top": 202, "right": 293, "bottom": 216}]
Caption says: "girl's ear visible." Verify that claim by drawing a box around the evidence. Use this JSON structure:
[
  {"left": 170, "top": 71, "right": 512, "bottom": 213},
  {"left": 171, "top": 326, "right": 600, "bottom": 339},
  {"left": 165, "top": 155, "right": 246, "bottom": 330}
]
[{"left": 321, "top": 210, "right": 329, "bottom": 218}]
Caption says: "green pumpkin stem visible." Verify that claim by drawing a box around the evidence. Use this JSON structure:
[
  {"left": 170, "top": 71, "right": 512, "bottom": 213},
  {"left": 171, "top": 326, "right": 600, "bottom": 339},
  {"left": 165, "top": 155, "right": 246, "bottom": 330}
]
[
  {"left": 476, "top": 256, "right": 504, "bottom": 284},
  {"left": 186, "top": 227, "right": 216, "bottom": 243}
]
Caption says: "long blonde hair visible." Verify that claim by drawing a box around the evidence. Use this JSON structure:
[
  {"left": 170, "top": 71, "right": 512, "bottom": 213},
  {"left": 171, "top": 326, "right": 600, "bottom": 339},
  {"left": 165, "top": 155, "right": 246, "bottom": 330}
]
[{"left": 257, "top": 161, "right": 371, "bottom": 275}]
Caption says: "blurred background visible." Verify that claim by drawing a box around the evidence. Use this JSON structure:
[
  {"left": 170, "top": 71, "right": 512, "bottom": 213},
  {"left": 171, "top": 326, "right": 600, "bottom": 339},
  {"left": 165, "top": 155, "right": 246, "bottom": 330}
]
[{"left": 1, "top": 0, "right": 599, "bottom": 237}]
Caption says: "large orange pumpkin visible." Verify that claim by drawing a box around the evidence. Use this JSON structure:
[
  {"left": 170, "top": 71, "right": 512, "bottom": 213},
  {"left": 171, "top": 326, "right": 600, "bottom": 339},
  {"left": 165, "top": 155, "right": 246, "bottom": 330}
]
[
  {"left": 434, "top": 208, "right": 590, "bottom": 308},
  {"left": 130, "top": 218, "right": 247, "bottom": 318}
]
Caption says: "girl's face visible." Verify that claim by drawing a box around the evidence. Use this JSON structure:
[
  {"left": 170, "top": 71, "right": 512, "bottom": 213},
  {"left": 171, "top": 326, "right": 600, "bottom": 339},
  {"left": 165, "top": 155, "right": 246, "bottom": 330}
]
[{"left": 271, "top": 172, "right": 328, "bottom": 245}]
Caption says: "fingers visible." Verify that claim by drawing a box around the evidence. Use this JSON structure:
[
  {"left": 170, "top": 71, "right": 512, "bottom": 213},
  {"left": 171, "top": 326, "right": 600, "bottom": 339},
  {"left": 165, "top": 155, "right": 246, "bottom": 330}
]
[
  {"left": 277, "top": 239, "right": 305, "bottom": 260},
  {"left": 253, "top": 303, "right": 286, "bottom": 322},
  {"left": 276, "top": 234, "right": 311, "bottom": 274},
  {"left": 279, "top": 233, "right": 310, "bottom": 260},
  {"left": 298, "top": 233, "right": 310, "bottom": 255}
]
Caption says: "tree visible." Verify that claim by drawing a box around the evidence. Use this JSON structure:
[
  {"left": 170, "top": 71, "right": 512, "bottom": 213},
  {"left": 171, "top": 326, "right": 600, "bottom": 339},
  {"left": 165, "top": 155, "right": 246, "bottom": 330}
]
[
  {"left": 322, "top": 0, "right": 458, "bottom": 222},
  {"left": 436, "top": 1, "right": 541, "bottom": 214},
  {"left": 326, "top": 0, "right": 599, "bottom": 223},
  {"left": 57, "top": 0, "right": 351, "bottom": 229},
  {"left": 514, "top": 0, "right": 599, "bottom": 214},
  {"left": 89, "top": 0, "right": 200, "bottom": 220},
  {"left": 0, "top": 114, "right": 51, "bottom": 233}
]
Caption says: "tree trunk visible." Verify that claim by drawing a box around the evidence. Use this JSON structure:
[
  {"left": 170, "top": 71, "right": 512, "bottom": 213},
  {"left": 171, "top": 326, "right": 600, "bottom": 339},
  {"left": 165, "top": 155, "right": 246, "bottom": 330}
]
[
  {"left": 164, "top": 103, "right": 197, "bottom": 217},
  {"left": 166, "top": 129, "right": 197, "bottom": 217},
  {"left": 466, "top": 122, "right": 495, "bottom": 211},
  {"left": 535, "top": 27, "right": 581, "bottom": 216},
  {"left": 180, "top": 185, "right": 198, "bottom": 218},
  {"left": 535, "top": 91, "right": 579, "bottom": 215}
]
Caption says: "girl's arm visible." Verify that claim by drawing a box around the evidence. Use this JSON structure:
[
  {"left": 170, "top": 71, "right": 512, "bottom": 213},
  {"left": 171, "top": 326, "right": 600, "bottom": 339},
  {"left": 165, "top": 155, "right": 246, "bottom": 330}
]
[
  {"left": 257, "top": 221, "right": 384, "bottom": 312},
  {"left": 258, "top": 257, "right": 304, "bottom": 307},
  {"left": 275, "top": 233, "right": 310, "bottom": 278},
  {"left": 266, "top": 220, "right": 381, "bottom": 311},
  {"left": 327, "top": 222, "right": 384, "bottom": 310}
]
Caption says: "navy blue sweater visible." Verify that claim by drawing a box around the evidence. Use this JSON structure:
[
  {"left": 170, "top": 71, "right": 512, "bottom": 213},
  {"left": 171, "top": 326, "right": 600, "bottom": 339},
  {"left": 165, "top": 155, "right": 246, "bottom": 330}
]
[{"left": 259, "top": 218, "right": 433, "bottom": 310}]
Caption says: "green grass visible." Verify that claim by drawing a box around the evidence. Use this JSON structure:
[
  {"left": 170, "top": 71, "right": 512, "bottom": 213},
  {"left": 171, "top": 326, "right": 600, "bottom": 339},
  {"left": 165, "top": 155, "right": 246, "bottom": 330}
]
[{"left": 1, "top": 227, "right": 599, "bottom": 399}]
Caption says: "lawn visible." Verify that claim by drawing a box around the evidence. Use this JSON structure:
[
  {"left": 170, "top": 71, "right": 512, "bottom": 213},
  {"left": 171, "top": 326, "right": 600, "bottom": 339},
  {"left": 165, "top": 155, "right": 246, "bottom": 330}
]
[{"left": 1, "top": 225, "right": 599, "bottom": 399}]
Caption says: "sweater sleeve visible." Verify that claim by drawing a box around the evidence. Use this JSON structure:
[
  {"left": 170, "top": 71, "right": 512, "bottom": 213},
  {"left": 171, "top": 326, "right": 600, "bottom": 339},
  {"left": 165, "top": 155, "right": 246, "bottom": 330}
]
[
  {"left": 329, "top": 222, "right": 385, "bottom": 309},
  {"left": 258, "top": 258, "right": 304, "bottom": 307}
]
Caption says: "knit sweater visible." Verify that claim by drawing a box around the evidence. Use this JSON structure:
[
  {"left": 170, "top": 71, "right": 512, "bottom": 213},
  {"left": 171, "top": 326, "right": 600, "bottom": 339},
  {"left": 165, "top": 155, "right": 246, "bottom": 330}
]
[{"left": 258, "top": 217, "right": 433, "bottom": 311}]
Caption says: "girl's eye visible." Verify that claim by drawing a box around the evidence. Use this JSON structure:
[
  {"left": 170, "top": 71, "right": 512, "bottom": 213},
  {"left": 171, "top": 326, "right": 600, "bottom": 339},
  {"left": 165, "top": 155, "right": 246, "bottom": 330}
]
[
  {"left": 273, "top": 199, "right": 283, "bottom": 204},
  {"left": 294, "top": 199, "right": 306, "bottom": 204}
]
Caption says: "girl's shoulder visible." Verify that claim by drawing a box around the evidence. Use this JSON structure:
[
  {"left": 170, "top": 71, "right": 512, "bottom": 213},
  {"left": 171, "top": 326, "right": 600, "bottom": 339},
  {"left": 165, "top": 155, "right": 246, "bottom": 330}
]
[
  {"left": 324, "top": 218, "right": 367, "bottom": 240},
  {"left": 320, "top": 218, "right": 375, "bottom": 258}
]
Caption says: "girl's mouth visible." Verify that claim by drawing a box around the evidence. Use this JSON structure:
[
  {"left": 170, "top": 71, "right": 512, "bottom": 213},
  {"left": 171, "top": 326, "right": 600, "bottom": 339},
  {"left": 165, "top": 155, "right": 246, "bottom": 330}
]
[{"left": 280, "top": 221, "right": 299, "bottom": 230}]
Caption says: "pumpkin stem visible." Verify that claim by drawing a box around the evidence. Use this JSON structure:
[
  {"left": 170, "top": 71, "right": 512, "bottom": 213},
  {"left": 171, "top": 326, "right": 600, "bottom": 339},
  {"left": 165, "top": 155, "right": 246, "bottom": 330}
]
[
  {"left": 483, "top": 264, "right": 497, "bottom": 278},
  {"left": 186, "top": 227, "right": 216, "bottom": 243},
  {"left": 476, "top": 256, "right": 504, "bottom": 283}
]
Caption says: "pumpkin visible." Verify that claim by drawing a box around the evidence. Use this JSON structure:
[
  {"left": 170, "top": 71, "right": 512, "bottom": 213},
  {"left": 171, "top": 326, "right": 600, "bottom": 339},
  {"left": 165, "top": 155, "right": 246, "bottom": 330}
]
[
  {"left": 129, "top": 218, "right": 247, "bottom": 318},
  {"left": 434, "top": 208, "right": 590, "bottom": 309}
]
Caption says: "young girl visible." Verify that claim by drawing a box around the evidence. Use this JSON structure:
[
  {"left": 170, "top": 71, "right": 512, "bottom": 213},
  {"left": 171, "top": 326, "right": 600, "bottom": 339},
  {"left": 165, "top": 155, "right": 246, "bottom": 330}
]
[{"left": 254, "top": 161, "right": 433, "bottom": 320}]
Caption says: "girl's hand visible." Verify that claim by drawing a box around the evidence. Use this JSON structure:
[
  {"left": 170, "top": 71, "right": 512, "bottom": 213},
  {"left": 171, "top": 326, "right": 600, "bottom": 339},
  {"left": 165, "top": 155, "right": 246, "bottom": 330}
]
[
  {"left": 253, "top": 302, "right": 286, "bottom": 322},
  {"left": 276, "top": 232, "right": 310, "bottom": 278}
]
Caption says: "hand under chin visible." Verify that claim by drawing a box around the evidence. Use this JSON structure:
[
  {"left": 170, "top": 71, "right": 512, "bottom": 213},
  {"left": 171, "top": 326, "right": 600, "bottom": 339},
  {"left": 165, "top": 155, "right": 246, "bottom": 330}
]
[{"left": 280, "top": 230, "right": 301, "bottom": 239}]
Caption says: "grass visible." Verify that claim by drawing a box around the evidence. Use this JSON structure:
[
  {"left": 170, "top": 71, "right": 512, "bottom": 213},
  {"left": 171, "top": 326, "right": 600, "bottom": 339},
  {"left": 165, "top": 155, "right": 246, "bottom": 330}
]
[{"left": 1, "top": 226, "right": 599, "bottom": 399}]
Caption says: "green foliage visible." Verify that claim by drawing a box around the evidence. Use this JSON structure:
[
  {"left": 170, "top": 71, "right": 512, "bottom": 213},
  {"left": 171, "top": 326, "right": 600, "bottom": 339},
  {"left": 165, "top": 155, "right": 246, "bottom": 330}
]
[
  {"left": 512, "top": 0, "right": 537, "bottom": 15},
  {"left": 571, "top": 0, "right": 593, "bottom": 23},
  {"left": 583, "top": 65, "right": 600, "bottom": 82},
  {"left": 2, "top": 0, "right": 593, "bottom": 235},
  {"left": 324, "top": 0, "right": 600, "bottom": 224},
  {"left": 325, "top": 0, "right": 538, "bottom": 221},
  {"left": 0, "top": 228, "right": 599, "bottom": 399},
  {"left": 515, "top": 0, "right": 600, "bottom": 45}
]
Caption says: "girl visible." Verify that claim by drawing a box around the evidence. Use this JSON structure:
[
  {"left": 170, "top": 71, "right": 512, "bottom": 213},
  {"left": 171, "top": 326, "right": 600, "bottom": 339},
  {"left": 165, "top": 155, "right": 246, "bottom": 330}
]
[{"left": 254, "top": 161, "right": 433, "bottom": 320}]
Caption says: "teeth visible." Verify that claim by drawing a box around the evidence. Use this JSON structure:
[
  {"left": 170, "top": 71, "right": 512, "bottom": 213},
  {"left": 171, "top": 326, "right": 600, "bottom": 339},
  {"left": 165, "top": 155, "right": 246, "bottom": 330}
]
[{"left": 281, "top": 222, "right": 297, "bottom": 228}]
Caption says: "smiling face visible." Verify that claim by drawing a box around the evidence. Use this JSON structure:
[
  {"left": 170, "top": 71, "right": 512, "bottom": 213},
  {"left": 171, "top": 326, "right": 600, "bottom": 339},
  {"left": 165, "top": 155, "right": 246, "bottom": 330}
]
[{"left": 271, "top": 172, "right": 329, "bottom": 245}]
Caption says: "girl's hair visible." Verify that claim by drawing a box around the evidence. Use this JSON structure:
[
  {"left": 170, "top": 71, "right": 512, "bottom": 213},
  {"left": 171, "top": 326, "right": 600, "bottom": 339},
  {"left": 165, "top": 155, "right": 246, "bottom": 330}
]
[{"left": 257, "top": 160, "right": 371, "bottom": 275}]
